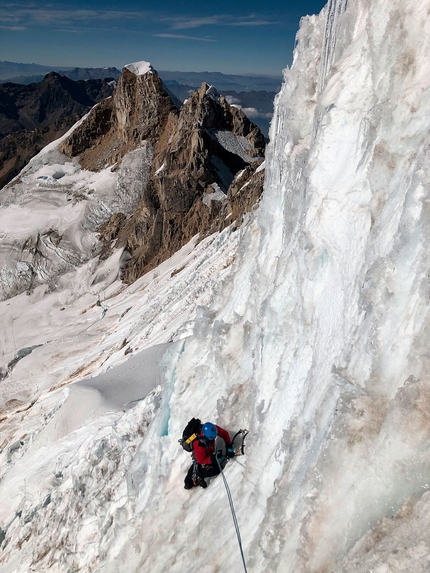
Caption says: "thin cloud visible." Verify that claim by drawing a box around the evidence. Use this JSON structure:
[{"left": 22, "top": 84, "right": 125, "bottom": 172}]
[
  {"left": 0, "top": 6, "right": 153, "bottom": 26},
  {"left": 55, "top": 26, "right": 139, "bottom": 34},
  {"left": 167, "top": 16, "right": 221, "bottom": 30},
  {"left": 0, "top": 25, "right": 26, "bottom": 30},
  {"left": 166, "top": 15, "right": 275, "bottom": 30},
  {"left": 226, "top": 20, "right": 274, "bottom": 27},
  {"left": 156, "top": 33, "right": 217, "bottom": 42},
  {"left": 0, "top": 6, "right": 275, "bottom": 33}
]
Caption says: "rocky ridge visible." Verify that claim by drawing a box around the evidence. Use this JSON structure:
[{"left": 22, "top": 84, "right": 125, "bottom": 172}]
[
  {"left": 0, "top": 73, "right": 115, "bottom": 188},
  {"left": 59, "top": 66, "right": 177, "bottom": 170},
  {"left": 60, "top": 62, "right": 266, "bottom": 281}
]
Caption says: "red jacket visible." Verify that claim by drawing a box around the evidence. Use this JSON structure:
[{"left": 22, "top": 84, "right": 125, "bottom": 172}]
[{"left": 192, "top": 425, "right": 231, "bottom": 465}]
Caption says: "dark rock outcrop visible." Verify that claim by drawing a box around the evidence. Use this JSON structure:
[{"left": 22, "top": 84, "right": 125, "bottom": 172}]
[
  {"left": 0, "top": 72, "right": 114, "bottom": 137},
  {"left": 114, "top": 81, "right": 265, "bottom": 280},
  {"left": 0, "top": 73, "right": 114, "bottom": 187},
  {"left": 59, "top": 67, "right": 178, "bottom": 170}
]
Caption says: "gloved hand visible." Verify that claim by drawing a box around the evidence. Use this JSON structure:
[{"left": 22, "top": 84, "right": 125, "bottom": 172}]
[{"left": 225, "top": 443, "right": 235, "bottom": 458}]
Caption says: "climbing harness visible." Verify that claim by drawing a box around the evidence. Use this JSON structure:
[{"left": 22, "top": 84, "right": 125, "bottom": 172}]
[{"left": 216, "top": 429, "right": 249, "bottom": 573}]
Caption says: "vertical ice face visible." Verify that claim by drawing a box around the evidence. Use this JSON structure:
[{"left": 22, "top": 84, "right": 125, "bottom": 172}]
[
  {"left": 157, "top": 0, "right": 430, "bottom": 571},
  {"left": 319, "top": 0, "right": 350, "bottom": 90}
]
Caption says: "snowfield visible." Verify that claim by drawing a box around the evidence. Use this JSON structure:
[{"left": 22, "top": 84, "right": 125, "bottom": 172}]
[{"left": 1, "top": 0, "right": 430, "bottom": 571}]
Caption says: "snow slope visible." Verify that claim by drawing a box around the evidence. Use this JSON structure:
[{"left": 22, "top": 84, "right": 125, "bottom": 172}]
[
  {"left": 0, "top": 122, "right": 153, "bottom": 302},
  {"left": 1, "top": 0, "right": 430, "bottom": 571}
]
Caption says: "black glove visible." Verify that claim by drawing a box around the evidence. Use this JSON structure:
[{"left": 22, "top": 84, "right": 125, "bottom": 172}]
[{"left": 225, "top": 443, "right": 235, "bottom": 458}]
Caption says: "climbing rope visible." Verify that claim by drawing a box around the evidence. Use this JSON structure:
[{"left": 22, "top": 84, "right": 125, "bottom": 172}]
[{"left": 216, "top": 431, "right": 249, "bottom": 573}]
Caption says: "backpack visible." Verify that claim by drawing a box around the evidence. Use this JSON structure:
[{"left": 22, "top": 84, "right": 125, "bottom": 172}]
[{"left": 179, "top": 418, "right": 202, "bottom": 452}]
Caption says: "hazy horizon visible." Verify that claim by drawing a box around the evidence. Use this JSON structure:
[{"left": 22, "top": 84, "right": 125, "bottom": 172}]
[{"left": 0, "top": 60, "right": 283, "bottom": 78}]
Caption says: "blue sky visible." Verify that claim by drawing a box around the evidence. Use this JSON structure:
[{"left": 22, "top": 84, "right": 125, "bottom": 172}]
[{"left": 1, "top": 0, "right": 327, "bottom": 76}]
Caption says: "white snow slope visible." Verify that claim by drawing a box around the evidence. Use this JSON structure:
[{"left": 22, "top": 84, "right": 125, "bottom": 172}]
[{"left": 1, "top": 0, "right": 430, "bottom": 572}]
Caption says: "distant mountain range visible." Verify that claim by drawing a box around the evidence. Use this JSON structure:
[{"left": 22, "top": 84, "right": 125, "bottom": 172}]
[
  {"left": 0, "top": 67, "right": 122, "bottom": 85},
  {"left": 0, "top": 62, "right": 121, "bottom": 84},
  {"left": 158, "top": 71, "right": 281, "bottom": 92},
  {"left": 0, "top": 61, "right": 281, "bottom": 92},
  {"left": 0, "top": 61, "right": 74, "bottom": 80}
]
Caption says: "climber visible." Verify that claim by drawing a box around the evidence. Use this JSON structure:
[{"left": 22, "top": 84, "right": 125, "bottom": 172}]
[{"left": 183, "top": 421, "right": 235, "bottom": 489}]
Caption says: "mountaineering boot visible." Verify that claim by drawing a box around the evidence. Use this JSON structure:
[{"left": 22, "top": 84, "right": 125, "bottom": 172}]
[
  {"left": 196, "top": 476, "right": 207, "bottom": 489},
  {"left": 184, "top": 482, "right": 194, "bottom": 490}
]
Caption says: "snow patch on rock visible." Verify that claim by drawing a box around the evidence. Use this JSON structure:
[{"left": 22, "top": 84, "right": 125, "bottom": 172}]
[{"left": 124, "top": 61, "right": 154, "bottom": 76}]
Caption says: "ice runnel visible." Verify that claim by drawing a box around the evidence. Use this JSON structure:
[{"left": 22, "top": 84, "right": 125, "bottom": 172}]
[{"left": 319, "top": 0, "right": 349, "bottom": 91}]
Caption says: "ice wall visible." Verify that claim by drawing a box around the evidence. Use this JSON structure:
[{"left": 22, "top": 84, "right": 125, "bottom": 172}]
[{"left": 154, "top": 0, "right": 430, "bottom": 571}]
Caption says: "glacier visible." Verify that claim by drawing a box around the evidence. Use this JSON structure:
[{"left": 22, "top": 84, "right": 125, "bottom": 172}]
[{"left": 1, "top": 0, "right": 430, "bottom": 571}]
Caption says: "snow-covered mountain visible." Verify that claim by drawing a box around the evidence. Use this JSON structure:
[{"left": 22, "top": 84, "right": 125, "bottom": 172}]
[
  {"left": 1, "top": 0, "right": 430, "bottom": 571},
  {"left": 0, "top": 64, "right": 264, "bottom": 302}
]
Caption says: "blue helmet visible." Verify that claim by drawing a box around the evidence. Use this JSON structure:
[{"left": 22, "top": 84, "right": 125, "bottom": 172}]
[{"left": 202, "top": 422, "right": 217, "bottom": 441}]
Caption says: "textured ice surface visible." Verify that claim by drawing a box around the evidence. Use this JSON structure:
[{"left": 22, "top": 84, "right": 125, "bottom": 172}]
[
  {"left": 0, "top": 138, "right": 153, "bottom": 301},
  {"left": 0, "top": 229, "right": 238, "bottom": 409},
  {"left": 1, "top": 0, "right": 430, "bottom": 571},
  {"left": 208, "top": 129, "right": 260, "bottom": 163},
  {"left": 0, "top": 226, "right": 242, "bottom": 572}
]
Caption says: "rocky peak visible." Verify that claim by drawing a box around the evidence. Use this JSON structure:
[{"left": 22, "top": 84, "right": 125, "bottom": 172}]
[
  {"left": 37, "top": 59, "right": 268, "bottom": 283},
  {"left": 59, "top": 62, "right": 178, "bottom": 170},
  {"left": 180, "top": 82, "right": 226, "bottom": 130},
  {"left": 179, "top": 82, "right": 265, "bottom": 154},
  {"left": 114, "top": 66, "right": 176, "bottom": 146},
  {"left": 98, "top": 79, "right": 266, "bottom": 281}
]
